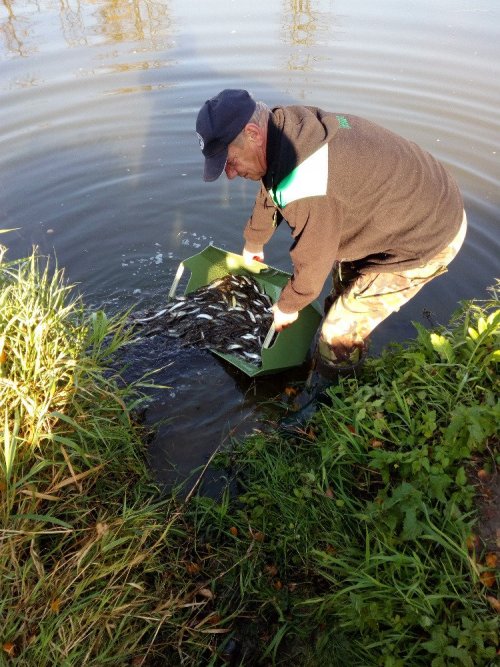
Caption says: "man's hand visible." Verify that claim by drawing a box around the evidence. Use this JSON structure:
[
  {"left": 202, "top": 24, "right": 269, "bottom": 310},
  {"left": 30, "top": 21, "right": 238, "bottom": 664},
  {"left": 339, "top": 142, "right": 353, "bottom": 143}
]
[
  {"left": 272, "top": 304, "right": 298, "bottom": 332},
  {"left": 242, "top": 247, "right": 264, "bottom": 264}
]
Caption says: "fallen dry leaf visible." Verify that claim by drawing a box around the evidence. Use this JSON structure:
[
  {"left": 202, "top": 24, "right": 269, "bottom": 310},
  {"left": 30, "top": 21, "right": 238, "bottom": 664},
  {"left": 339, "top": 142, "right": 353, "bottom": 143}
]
[
  {"left": 480, "top": 570, "right": 497, "bottom": 588},
  {"left": 486, "top": 596, "right": 500, "bottom": 613},
  {"left": 249, "top": 530, "right": 265, "bottom": 542},
  {"left": 50, "top": 598, "right": 62, "bottom": 613},
  {"left": 185, "top": 562, "right": 201, "bottom": 575},
  {"left": 207, "top": 613, "right": 221, "bottom": 625},
  {"left": 466, "top": 533, "right": 480, "bottom": 552},
  {"left": 485, "top": 552, "right": 498, "bottom": 569},
  {"left": 197, "top": 588, "right": 214, "bottom": 600},
  {"left": 305, "top": 426, "right": 317, "bottom": 440},
  {"left": 95, "top": 522, "right": 109, "bottom": 538},
  {"left": 2, "top": 643, "right": 15, "bottom": 656}
]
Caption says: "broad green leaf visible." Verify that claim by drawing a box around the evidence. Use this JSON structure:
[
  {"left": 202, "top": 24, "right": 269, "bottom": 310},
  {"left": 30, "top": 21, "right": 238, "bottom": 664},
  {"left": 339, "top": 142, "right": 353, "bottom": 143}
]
[
  {"left": 467, "top": 327, "right": 478, "bottom": 340},
  {"left": 455, "top": 466, "right": 467, "bottom": 486},
  {"left": 430, "top": 333, "right": 455, "bottom": 363}
]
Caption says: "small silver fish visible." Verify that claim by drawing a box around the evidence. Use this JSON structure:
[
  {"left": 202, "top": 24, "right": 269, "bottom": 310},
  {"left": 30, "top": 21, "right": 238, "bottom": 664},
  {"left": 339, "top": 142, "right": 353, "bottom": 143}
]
[
  {"left": 134, "top": 308, "right": 167, "bottom": 323},
  {"left": 241, "top": 333, "right": 257, "bottom": 341},
  {"left": 206, "top": 278, "right": 224, "bottom": 290},
  {"left": 243, "top": 351, "right": 261, "bottom": 361},
  {"left": 168, "top": 300, "right": 188, "bottom": 312}
]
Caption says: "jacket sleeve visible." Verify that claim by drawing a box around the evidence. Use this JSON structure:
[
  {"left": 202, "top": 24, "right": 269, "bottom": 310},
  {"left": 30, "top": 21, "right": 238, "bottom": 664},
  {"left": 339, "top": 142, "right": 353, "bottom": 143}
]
[
  {"left": 277, "top": 197, "right": 343, "bottom": 313},
  {"left": 243, "top": 184, "right": 279, "bottom": 253}
]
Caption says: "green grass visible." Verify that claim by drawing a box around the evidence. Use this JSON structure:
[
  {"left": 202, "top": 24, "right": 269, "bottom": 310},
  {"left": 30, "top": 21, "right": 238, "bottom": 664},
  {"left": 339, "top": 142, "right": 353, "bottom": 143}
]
[
  {"left": 0, "top": 246, "right": 219, "bottom": 666},
  {"left": 186, "top": 284, "right": 500, "bottom": 666},
  {"left": 1, "top": 240, "right": 498, "bottom": 666}
]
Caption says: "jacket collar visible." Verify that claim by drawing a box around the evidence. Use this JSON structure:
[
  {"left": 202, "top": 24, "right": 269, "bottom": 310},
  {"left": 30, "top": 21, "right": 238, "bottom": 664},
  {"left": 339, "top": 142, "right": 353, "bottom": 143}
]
[{"left": 263, "top": 107, "right": 300, "bottom": 191}]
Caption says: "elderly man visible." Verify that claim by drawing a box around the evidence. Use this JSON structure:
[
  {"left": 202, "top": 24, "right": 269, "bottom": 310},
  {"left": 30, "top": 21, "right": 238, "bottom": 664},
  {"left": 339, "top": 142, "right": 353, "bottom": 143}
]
[{"left": 195, "top": 89, "right": 466, "bottom": 381}]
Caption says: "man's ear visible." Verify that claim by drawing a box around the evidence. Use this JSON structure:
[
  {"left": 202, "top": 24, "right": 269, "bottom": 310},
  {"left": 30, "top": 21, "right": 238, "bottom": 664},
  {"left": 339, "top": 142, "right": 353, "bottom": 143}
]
[{"left": 244, "top": 123, "right": 264, "bottom": 146}]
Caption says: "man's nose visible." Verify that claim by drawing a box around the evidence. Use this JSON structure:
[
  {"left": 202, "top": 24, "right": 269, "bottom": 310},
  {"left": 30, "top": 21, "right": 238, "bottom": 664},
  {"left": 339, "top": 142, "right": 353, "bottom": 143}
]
[{"left": 225, "top": 163, "right": 238, "bottom": 179}]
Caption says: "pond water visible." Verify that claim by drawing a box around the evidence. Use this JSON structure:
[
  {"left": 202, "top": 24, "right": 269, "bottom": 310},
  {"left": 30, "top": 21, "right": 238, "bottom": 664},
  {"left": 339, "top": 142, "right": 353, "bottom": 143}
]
[{"left": 1, "top": 0, "right": 498, "bottom": 493}]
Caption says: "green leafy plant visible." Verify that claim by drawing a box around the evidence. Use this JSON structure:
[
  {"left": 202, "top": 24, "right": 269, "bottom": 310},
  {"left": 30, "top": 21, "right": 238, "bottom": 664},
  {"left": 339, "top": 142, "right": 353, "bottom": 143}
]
[{"left": 189, "top": 284, "right": 499, "bottom": 666}]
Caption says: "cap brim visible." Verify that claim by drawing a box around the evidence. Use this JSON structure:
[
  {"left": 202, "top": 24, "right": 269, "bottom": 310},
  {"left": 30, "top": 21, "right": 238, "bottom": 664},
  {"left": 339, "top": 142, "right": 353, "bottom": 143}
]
[{"left": 203, "top": 150, "right": 227, "bottom": 182}]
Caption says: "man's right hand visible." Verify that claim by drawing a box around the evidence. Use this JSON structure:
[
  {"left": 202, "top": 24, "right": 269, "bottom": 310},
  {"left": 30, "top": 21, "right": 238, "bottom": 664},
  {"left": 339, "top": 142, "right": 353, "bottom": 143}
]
[
  {"left": 242, "top": 248, "right": 264, "bottom": 264},
  {"left": 272, "top": 304, "right": 299, "bottom": 332}
]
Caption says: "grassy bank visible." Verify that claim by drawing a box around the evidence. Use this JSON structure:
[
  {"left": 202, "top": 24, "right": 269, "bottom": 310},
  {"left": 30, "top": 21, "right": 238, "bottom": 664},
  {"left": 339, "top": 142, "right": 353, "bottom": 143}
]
[
  {"left": 185, "top": 284, "right": 500, "bottom": 666},
  {"left": 0, "top": 246, "right": 218, "bottom": 666},
  {"left": 1, "top": 243, "right": 498, "bottom": 665}
]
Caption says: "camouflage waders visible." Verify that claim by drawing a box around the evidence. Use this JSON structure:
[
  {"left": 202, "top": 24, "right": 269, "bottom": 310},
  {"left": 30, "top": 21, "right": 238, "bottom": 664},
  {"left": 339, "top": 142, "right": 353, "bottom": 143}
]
[{"left": 317, "top": 211, "right": 467, "bottom": 372}]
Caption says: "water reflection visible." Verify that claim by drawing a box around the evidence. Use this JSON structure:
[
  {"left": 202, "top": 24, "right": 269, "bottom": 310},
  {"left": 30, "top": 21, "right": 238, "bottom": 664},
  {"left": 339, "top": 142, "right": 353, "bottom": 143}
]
[
  {"left": 282, "top": 0, "right": 324, "bottom": 70},
  {"left": 95, "top": 0, "right": 172, "bottom": 48},
  {"left": 58, "top": 0, "right": 89, "bottom": 48},
  {"left": 1, "top": 0, "right": 33, "bottom": 57},
  {"left": 0, "top": 0, "right": 174, "bottom": 61},
  {"left": 280, "top": 0, "right": 335, "bottom": 99}
]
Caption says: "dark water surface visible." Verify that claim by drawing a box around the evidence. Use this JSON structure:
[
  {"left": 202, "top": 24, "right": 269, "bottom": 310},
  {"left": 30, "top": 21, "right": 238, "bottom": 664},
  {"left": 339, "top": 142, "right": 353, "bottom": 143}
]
[{"left": 1, "top": 0, "right": 498, "bottom": 492}]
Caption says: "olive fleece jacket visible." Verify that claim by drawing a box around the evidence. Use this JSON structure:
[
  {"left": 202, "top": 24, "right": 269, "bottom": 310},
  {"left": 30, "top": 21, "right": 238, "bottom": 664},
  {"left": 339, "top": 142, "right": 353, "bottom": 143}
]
[{"left": 243, "top": 106, "right": 464, "bottom": 314}]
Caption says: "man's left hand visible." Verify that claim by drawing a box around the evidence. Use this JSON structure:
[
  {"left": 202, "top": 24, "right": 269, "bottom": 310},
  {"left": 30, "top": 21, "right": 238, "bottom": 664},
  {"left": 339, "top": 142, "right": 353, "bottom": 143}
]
[{"left": 272, "top": 304, "right": 299, "bottom": 331}]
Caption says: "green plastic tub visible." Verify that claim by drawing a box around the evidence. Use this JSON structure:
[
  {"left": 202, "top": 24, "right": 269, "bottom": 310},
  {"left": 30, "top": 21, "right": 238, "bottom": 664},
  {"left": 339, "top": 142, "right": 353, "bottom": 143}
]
[{"left": 168, "top": 245, "right": 323, "bottom": 377}]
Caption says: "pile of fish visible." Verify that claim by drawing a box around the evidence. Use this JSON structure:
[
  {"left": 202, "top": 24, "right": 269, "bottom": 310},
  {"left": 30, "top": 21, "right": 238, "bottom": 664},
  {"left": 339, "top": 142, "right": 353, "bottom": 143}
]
[{"left": 132, "top": 273, "right": 274, "bottom": 365}]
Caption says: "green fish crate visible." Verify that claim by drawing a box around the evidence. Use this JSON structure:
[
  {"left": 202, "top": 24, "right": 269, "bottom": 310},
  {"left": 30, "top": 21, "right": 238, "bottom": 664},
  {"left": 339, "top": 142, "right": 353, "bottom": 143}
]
[{"left": 168, "top": 245, "right": 323, "bottom": 377}]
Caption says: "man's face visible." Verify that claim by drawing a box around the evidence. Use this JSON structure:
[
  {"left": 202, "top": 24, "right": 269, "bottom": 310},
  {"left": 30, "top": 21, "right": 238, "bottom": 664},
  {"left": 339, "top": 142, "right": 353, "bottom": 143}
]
[{"left": 224, "top": 126, "right": 267, "bottom": 181}]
